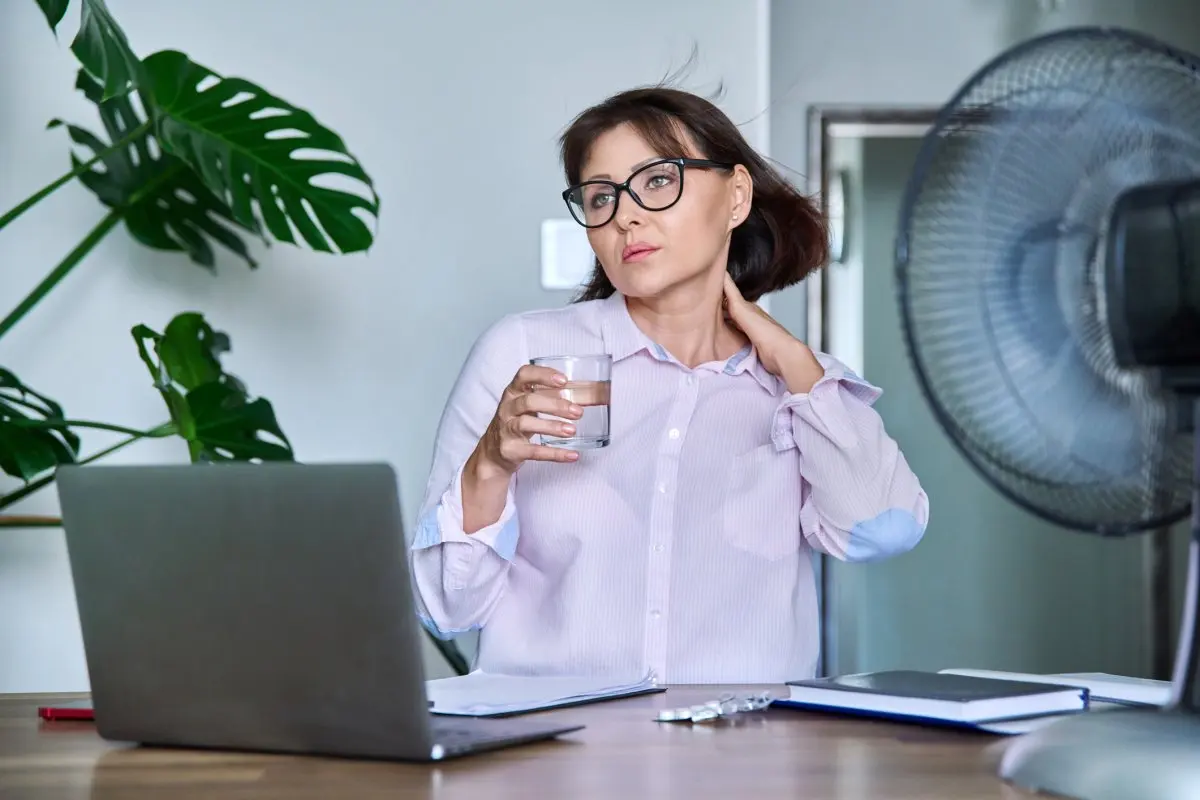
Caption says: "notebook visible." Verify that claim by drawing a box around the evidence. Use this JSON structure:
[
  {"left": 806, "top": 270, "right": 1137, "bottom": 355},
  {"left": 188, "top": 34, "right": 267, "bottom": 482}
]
[
  {"left": 938, "top": 668, "right": 1171, "bottom": 707},
  {"left": 773, "top": 669, "right": 1089, "bottom": 729},
  {"left": 426, "top": 670, "right": 662, "bottom": 717}
]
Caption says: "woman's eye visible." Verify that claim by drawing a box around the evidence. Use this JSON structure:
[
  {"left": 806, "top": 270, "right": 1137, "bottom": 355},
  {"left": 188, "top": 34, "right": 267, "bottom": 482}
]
[{"left": 639, "top": 170, "right": 678, "bottom": 193}]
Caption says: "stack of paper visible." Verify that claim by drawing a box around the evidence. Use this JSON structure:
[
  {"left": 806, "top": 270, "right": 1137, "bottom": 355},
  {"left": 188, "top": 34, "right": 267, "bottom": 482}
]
[
  {"left": 426, "top": 670, "right": 659, "bottom": 717},
  {"left": 938, "top": 668, "right": 1171, "bottom": 707},
  {"left": 969, "top": 700, "right": 1135, "bottom": 736}
]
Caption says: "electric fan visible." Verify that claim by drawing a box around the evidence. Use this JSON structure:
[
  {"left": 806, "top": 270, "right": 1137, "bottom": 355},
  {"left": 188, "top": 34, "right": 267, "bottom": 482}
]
[{"left": 895, "top": 26, "right": 1200, "bottom": 800}]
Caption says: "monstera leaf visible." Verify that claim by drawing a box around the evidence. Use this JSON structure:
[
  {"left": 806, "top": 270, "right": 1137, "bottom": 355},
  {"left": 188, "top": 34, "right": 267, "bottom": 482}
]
[
  {"left": 51, "top": 69, "right": 257, "bottom": 271},
  {"left": 133, "top": 313, "right": 293, "bottom": 463},
  {"left": 141, "top": 50, "right": 379, "bottom": 254},
  {"left": 0, "top": 368, "right": 80, "bottom": 482},
  {"left": 36, "top": 0, "right": 143, "bottom": 100}
]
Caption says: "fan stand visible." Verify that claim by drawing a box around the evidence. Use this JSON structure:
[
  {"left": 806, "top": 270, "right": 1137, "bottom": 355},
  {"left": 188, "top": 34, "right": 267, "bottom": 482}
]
[{"left": 999, "top": 398, "right": 1200, "bottom": 800}]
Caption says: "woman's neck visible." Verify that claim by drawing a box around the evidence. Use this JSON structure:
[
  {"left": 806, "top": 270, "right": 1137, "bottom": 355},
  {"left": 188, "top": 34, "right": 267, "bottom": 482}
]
[{"left": 624, "top": 277, "right": 747, "bottom": 368}]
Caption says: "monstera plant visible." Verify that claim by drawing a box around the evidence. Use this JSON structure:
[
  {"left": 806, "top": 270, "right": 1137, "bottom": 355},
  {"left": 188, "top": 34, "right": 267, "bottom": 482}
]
[{"left": 0, "top": 0, "right": 469, "bottom": 676}]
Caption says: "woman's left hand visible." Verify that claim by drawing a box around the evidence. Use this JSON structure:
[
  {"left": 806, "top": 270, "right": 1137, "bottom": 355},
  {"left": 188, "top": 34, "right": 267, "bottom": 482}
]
[{"left": 722, "top": 272, "right": 825, "bottom": 394}]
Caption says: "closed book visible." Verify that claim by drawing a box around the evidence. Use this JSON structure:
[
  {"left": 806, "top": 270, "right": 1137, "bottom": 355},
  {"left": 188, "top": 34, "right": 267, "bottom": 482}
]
[{"left": 775, "top": 670, "right": 1089, "bottom": 725}]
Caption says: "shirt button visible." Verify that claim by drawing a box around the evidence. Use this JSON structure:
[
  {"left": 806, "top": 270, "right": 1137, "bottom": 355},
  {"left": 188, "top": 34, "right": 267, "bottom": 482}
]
[
  {"left": 653, "top": 543, "right": 664, "bottom": 553},
  {"left": 668, "top": 428, "right": 680, "bottom": 440},
  {"left": 649, "top": 610, "right": 661, "bottom": 619},
  {"left": 685, "top": 374, "right": 695, "bottom": 385},
  {"left": 657, "top": 482, "right": 667, "bottom": 493}
]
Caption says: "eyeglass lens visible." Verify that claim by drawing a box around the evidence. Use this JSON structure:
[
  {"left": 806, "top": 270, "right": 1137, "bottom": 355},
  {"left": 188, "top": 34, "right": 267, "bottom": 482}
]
[{"left": 566, "top": 161, "right": 683, "bottom": 227}]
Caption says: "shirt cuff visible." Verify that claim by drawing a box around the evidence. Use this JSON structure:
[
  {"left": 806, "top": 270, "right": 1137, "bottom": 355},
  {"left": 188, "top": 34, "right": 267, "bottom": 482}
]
[
  {"left": 771, "top": 356, "right": 883, "bottom": 452},
  {"left": 411, "top": 463, "right": 520, "bottom": 561}
]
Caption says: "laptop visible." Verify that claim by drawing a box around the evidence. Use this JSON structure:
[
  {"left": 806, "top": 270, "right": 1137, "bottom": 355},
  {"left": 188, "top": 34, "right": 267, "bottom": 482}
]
[{"left": 55, "top": 461, "right": 583, "bottom": 761}]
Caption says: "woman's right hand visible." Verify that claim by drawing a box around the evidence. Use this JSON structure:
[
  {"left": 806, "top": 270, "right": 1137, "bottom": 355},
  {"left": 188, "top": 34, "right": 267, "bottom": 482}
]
[{"left": 471, "top": 364, "right": 584, "bottom": 478}]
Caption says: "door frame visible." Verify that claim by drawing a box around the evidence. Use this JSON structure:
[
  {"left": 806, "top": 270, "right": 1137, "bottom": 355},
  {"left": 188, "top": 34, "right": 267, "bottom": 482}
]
[{"left": 804, "top": 105, "right": 939, "bottom": 356}]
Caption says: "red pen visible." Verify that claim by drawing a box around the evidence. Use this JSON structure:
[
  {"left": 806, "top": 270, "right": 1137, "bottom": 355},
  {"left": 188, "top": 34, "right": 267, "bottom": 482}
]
[{"left": 37, "top": 699, "right": 94, "bottom": 721}]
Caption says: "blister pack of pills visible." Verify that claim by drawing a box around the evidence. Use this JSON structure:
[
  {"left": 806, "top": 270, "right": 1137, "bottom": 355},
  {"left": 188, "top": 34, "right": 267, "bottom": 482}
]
[{"left": 654, "top": 692, "right": 773, "bottom": 724}]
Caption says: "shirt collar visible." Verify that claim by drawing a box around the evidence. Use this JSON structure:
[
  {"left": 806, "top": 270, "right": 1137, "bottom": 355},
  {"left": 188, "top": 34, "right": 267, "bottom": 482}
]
[
  {"left": 722, "top": 344, "right": 783, "bottom": 396},
  {"left": 599, "top": 291, "right": 654, "bottom": 362},
  {"left": 598, "top": 291, "right": 782, "bottom": 396}
]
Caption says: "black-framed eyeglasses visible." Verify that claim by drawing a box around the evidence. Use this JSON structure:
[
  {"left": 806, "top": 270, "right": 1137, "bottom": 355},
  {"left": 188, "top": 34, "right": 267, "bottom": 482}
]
[{"left": 561, "top": 157, "right": 733, "bottom": 229}]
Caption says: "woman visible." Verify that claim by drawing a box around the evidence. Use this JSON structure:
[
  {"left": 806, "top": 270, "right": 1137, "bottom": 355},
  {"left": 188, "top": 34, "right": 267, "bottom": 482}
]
[{"left": 409, "top": 87, "right": 928, "bottom": 684}]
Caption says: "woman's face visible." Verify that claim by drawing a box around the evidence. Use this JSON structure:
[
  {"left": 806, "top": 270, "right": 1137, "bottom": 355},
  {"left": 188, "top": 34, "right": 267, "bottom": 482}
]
[{"left": 577, "top": 123, "right": 750, "bottom": 302}]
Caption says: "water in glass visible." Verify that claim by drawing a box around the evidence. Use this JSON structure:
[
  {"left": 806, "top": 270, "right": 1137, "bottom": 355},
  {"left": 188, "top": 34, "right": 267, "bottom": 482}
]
[{"left": 529, "top": 354, "right": 612, "bottom": 450}]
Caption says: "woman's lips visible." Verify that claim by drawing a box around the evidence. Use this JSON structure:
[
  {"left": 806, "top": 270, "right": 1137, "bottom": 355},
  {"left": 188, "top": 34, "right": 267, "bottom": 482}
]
[{"left": 622, "top": 243, "right": 660, "bottom": 262}]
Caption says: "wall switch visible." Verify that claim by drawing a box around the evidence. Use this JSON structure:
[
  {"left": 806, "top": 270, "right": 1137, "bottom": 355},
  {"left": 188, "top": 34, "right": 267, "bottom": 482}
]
[{"left": 540, "top": 219, "right": 594, "bottom": 290}]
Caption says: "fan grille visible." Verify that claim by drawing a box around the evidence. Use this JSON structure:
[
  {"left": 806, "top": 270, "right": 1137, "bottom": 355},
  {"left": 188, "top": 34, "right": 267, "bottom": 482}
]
[{"left": 896, "top": 28, "right": 1199, "bottom": 534}]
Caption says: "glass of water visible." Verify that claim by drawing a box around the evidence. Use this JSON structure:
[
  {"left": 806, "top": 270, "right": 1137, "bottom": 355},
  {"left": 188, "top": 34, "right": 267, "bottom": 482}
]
[{"left": 529, "top": 354, "right": 612, "bottom": 450}]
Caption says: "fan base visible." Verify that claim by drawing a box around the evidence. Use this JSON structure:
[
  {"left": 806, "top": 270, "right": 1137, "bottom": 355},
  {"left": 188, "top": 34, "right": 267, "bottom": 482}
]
[{"left": 999, "top": 706, "right": 1200, "bottom": 799}]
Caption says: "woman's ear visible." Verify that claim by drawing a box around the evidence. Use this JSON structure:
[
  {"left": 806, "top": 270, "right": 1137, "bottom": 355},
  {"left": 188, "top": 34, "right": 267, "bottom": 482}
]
[{"left": 729, "top": 164, "right": 753, "bottom": 225}]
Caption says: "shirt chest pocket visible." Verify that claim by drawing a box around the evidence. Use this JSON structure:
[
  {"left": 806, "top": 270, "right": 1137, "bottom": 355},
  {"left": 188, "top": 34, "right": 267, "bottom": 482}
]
[{"left": 721, "top": 443, "right": 803, "bottom": 561}]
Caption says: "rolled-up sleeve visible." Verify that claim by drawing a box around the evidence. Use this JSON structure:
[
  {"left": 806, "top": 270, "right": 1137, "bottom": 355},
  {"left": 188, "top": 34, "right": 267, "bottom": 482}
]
[
  {"left": 409, "top": 315, "right": 528, "bottom": 639},
  {"left": 770, "top": 353, "right": 929, "bottom": 562}
]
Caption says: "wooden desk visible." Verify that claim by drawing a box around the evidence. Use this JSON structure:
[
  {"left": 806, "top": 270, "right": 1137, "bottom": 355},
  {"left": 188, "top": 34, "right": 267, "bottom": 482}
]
[{"left": 1, "top": 689, "right": 1035, "bottom": 799}]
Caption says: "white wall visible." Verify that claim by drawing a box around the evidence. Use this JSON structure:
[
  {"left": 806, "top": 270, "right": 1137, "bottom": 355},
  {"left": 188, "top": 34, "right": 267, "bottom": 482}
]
[{"left": 0, "top": 0, "right": 769, "bottom": 692}]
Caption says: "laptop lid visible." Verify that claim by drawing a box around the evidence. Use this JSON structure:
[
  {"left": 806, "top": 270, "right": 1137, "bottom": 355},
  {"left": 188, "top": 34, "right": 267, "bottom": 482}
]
[{"left": 55, "top": 461, "right": 439, "bottom": 760}]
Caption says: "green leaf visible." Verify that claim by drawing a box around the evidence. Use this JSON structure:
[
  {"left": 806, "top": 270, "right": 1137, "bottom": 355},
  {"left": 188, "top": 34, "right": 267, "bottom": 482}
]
[
  {"left": 35, "top": 0, "right": 69, "bottom": 31},
  {"left": 186, "top": 382, "right": 294, "bottom": 462},
  {"left": 141, "top": 49, "right": 379, "bottom": 254},
  {"left": 0, "top": 367, "right": 80, "bottom": 482},
  {"left": 133, "top": 314, "right": 294, "bottom": 464},
  {"left": 37, "top": 0, "right": 143, "bottom": 101},
  {"left": 131, "top": 312, "right": 230, "bottom": 396},
  {"left": 51, "top": 69, "right": 257, "bottom": 271}
]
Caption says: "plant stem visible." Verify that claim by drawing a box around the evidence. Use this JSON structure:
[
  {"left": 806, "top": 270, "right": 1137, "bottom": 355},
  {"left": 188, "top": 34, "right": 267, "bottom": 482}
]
[
  {"left": 0, "top": 209, "right": 123, "bottom": 342},
  {"left": 0, "top": 120, "right": 152, "bottom": 236},
  {"left": 0, "top": 421, "right": 174, "bottom": 511},
  {"left": 429, "top": 635, "right": 471, "bottom": 676},
  {"left": 0, "top": 515, "right": 61, "bottom": 528},
  {"left": 9, "top": 418, "right": 170, "bottom": 438}
]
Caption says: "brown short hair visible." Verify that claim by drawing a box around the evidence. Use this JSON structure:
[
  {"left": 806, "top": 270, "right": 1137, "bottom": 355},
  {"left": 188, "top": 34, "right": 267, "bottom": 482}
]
[{"left": 559, "top": 87, "right": 828, "bottom": 303}]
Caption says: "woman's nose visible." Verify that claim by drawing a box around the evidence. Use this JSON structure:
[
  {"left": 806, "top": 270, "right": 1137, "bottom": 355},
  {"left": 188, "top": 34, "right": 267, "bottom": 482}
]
[{"left": 614, "top": 196, "right": 645, "bottom": 230}]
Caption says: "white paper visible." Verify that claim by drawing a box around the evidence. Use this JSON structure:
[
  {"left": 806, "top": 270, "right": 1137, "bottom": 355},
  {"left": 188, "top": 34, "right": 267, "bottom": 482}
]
[
  {"left": 975, "top": 702, "right": 1130, "bottom": 735},
  {"left": 426, "top": 670, "right": 657, "bottom": 717},
  {"left": 938, "top": 668, "right": 1169, "bottom": 707},
  {"left": 1053, "top": 672, "right": 1171, "bottom": 706}
]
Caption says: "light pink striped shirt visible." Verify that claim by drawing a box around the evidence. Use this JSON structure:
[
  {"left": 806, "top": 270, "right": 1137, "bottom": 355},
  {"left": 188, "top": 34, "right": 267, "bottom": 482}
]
[{"left": 410, "top": 292, "right": 928, "bottom": 683}]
